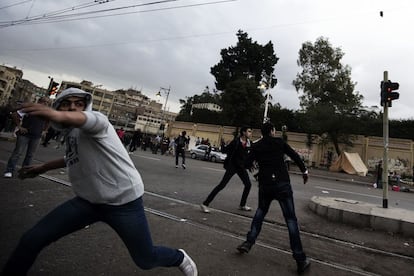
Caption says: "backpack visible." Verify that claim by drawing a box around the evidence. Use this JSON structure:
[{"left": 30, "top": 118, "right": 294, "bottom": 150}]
[{"left": 177, "top": 136, "right": 186, "bottom": 148}]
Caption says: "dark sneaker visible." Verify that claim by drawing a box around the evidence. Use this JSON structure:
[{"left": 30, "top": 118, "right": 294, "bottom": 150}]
[
  {"left": 297, "top": 258, "right": 311, "bottom": 274},
  {"left": 237, "top": 241, "right": 253, "bottom": 253}
]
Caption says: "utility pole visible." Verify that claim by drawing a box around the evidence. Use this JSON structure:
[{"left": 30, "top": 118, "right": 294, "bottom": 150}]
[
  {"left": 156, "top": 86, "right": 171, "bottom": 136},
  {"left": 258, "top": 71, "right": 275, "bottom": 124}
]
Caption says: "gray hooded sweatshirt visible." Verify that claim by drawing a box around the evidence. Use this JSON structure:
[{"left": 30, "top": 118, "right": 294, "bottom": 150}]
[{"left": 53, "top": 88, "right": 144, "bottom": 205}]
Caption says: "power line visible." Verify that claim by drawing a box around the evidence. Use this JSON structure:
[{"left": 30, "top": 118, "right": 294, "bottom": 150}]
[
  {"left": 0, "top": 0, "right": 236, "bottom": 27},
  {"left": 0, "top": 0, "right": 115, "bottom": 27},
  {"left": 0, "top": 0, "right": 182, "bottom": 27},
  {"left": 0, "top": 0, "right": 32, "bottom": 10}
]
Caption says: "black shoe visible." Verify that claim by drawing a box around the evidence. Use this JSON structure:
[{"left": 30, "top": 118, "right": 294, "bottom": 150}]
[
  {"left": 297, "top": 258, "right": 311, "bottom": 274},
  {"left": 237, "top": 241, "right": 253, "bottom": 254}
]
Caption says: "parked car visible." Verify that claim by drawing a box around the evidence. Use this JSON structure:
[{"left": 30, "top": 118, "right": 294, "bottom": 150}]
[{"left": 190, "top": 145, "right": 227, "bottom": 163}]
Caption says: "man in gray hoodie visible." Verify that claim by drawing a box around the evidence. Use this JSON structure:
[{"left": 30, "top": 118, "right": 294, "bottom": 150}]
[{"left": 2, "top": 88, "right": 197, "bottom": 276}]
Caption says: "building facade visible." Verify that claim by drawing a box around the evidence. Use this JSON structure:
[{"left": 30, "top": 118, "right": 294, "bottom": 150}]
[
  {"left": 0, "top": 64, "right": 177, "bottom": 135},
  {"left": 0, "top": 65, "right": 23, "bottom": 105},
  {"left": 59, "top": 80, "right": 177, "bottom": 133}
]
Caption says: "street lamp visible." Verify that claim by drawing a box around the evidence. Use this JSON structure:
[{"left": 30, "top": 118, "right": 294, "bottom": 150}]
[
  {"left": 258, "top": 71, "right": 277, "bottom": 124},
  {"left": 156, "top": 86, "right": 171, "bottom": 134}
]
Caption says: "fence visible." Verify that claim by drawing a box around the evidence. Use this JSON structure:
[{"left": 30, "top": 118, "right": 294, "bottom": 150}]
[{"left": 166, "top": 121, "right": 414, "bottom": 176}]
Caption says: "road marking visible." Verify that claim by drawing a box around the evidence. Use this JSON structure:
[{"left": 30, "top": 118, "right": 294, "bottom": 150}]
[
  {"left": 314, "top": 186, "right": 382, "bottom": 199},
  {"left": 135, "top": 155, "right": 160, "bottom": 161},
  {"left": 203, "top": 167, "right": 225, "bottom": 172}
]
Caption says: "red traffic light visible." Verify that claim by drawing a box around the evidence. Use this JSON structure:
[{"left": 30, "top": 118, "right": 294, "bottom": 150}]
[
  {"left": 380, "top": 80, "right": 399, "bottom": 107},
  {"left": 49, "top": 81, "right": 59, "bottom": 96}
]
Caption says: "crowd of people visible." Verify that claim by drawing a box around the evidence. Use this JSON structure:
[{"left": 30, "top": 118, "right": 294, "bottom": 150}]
[{"left": 1, "top": 90, "right": 311, "bottom": 275}]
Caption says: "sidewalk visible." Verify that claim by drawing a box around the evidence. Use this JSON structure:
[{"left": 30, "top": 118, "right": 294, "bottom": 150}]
[{"left": 0, "top": 131, "right": 15, "bottom": 142}]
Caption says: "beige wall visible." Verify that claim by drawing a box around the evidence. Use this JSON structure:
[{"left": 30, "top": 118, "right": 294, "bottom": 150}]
[{"left": 167, "top": 121, "right": 414, "bottom": 176}]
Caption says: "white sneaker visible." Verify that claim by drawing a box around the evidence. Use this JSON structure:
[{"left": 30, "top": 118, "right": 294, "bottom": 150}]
[
  {"left": 4, "top": 172, "right": 12, "bottom": 178},
  {"left": 182, "top": 164, "right": 186, "bottom": 169},
  {"left": 200, "top": 204, "right": 210, "bottom": 213},
  {"left": 239, "top": 205, "right": 251, "bottom": 211},
  {"left": 178, "top": 249, "right": 198, "bottom": 276}
]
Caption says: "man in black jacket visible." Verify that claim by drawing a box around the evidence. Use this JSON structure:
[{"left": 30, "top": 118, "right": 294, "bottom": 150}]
[
  {"left": 200, "top": 126, "right": 253, "bottom": 213},
  {"left": 237, "top": 122, "right": 310, "bottom": 274}
]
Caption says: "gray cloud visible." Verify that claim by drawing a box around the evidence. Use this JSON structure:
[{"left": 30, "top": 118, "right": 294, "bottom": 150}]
[{"left": 1, "top": 0, "right": 412, "bottom": 119}]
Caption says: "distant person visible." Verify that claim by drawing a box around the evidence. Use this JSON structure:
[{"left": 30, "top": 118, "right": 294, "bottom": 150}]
[
  {"left": 0, "top": 102, "right": 12, "bottom": 132},
  {"left": 2, "top": 88, "right": 197, "bottom": 276},
  {"left": 200, "top": 126, "right": 253, "bottom": 213},
  {"left": 116, "top": 127, "right": 125, "bottom": 141},
  {"left": 128, "top": 130, "right": 142, "bottom": 153},
  {"left": 412, "top": 166, "right": 414, "bottom": 183},
  {"left": 236, "top": 122, "right": 310, "bottom": 274},
  {"left": 375, "top": 161, "right": 383, "bottom": 189},
  {"left": 204, "top": 143, "right": 212, "bottom": 160},
  {"left": 41, "top": 126, "right": 57, "bottom": 147},
  {"left": 175, "top": 131, "right": 187, "bottom": 169},
  {"left": 3, "top": 97, "right": 50, "bottom": 178}
]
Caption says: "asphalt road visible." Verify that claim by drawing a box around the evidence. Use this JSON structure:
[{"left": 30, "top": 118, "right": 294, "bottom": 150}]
[{"left": 0, "top": 140, "right": 413, "bottom": 275}]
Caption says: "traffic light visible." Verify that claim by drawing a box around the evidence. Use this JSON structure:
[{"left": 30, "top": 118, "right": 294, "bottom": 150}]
[
  {"left": 49, "top": 81, "right": 59, "bottom": 98},
  {"left": 380, "top": 80, "right": 399, "bottom": 107}
]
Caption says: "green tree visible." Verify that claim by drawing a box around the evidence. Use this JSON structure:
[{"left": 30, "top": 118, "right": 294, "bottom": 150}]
[
  {"left": 210, "top": 30, "right": 279, "bottom": 127},
  {"left": 221, "top": 78, "right": 263, "bottom": 127},
  {"left": 293, "top": 37, "right": 363, "bottom": 155}
]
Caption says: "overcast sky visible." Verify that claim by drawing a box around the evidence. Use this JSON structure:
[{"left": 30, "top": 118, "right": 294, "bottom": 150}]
[{"left": 1, "top": 0, "right": 413, "bottom": 120}]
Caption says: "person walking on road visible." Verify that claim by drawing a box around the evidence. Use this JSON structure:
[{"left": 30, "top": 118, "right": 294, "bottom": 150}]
[
  {"left": 175, "top": 131, "right": 187, "bottom": 169},
  {"left": 236, "top": 122, "right": 310, "bottom": 274},
  {"left": 3, "top": 97, "right": 50, "bottom": 178},
  {"left": 2, "top": 88, "right": 198, "bottom": 276},
  {"left": 200, "top": 126, "right": 253, "bottom": 213}
]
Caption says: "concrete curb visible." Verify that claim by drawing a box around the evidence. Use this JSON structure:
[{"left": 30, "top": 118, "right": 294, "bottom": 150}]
[
  {"left": 309, "top": 196, "right": 414, "bottom": 238},
  {"left": 0, "top": 134, "right": 15, "bottom": 142}
]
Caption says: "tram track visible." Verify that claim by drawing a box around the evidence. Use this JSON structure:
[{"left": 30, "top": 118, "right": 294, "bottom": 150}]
[{"left": 41, "top": 174, "right": 413, "bottom": 275}]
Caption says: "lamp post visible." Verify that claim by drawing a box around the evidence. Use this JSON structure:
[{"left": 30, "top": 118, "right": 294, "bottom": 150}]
[
  {"left": 258, "top": 72, "right": 275, "bottom": 123},
  {"left": 156, "top": 86, "right": 171, "bottom": 135}
]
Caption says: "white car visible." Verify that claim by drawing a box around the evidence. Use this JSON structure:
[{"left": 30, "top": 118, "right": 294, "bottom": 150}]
[{"left": 190, "top": 145, "right": 227, "bottom": 163}]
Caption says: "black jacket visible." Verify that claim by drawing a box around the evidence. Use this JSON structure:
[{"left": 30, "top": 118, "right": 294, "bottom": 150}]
[
  {"left": 246, "top": 136, "right": 306, "bottom": 185},
  {"left": 223, "top": 137, "right": 251, "bottom": 170}
]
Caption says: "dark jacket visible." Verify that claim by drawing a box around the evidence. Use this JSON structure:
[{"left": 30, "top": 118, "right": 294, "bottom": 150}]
[
  {"left": 18, "top": 115, "right": 49, "bottom": 139},
  {"left": 246, "top": 136, "right": 306, "bottom": 185},
  {"left": 175, "top": 135, "right": 187, "bottom": 150},
  {"left": 223, "top": 137, "right": 251, "bottom": 170}
]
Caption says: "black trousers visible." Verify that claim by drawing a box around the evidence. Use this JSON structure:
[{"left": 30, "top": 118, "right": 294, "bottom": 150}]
[{"left": 204, "top": 166, "right": 252, "bottom": 207}]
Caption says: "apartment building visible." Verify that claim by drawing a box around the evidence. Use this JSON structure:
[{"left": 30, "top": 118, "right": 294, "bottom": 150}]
[
  {"left": 0, "top": 65, "right": 23, "bottom": 105},
  {"left": 59, "top": 80, "right": 177, "bottom": 133}
]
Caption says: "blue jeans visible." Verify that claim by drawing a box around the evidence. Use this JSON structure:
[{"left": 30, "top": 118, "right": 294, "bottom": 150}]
[
  {"left": 2, "top": 197, "right": 183, "bottom": 275},
  {"left": 246, "top": 182, "right": 306, "bottom": 262},
  {"left": 5, "top": 134, "right": 41, "bottom": 173}
]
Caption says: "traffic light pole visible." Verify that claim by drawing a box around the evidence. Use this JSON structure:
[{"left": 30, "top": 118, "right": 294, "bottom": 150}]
[
  {"left": 47, "top": 77, "right": 54, "bottom": 93},
  {"left": 382, "top": 71, "right": 389, "bottom": 208}
]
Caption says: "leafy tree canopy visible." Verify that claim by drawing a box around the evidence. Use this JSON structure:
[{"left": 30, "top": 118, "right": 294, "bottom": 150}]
[
  {"left": 293, "top": 37, "right": 363, "bottom": 155},
  {"left": 210, "top": 30, "right": 279, "bottom": 127}
]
